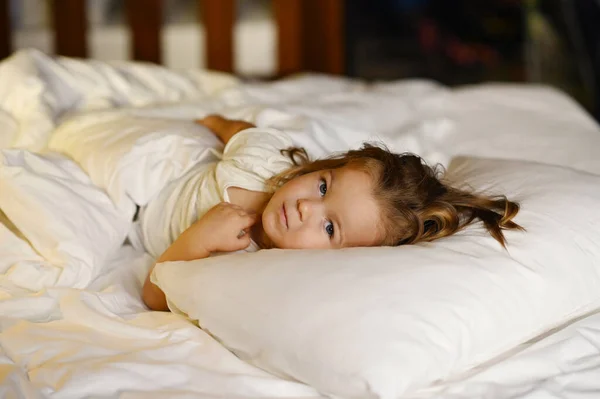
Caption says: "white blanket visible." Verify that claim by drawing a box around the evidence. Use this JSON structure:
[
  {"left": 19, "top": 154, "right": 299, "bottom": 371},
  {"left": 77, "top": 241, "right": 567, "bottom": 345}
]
[{"left": 1, "top": 49, "right": 600, "bottom": 398}]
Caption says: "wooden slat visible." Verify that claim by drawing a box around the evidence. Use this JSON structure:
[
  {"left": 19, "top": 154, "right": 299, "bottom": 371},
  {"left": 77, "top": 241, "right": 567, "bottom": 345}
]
[
  {"left": 302, "top": 0, "right": 345, "bottom": 75},
  {"left": 0, "top": 0, "right": 11, "bottom": 59},
  {"left": 126, "top": 0, "right": 163, "bottom": 64},
  {"left": 200, "top": 0, "right": 234, "bottom": 73},
  {"left": 51, "top": 0, "right": 88, "bottom": 57},
  {"left": 274, "top": 0, "right": 303, "bottom": 76}
]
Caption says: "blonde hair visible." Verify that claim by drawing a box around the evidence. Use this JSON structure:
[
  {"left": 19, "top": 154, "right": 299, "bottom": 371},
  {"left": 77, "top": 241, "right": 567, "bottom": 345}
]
[{"left": 270, "top": 144, "right": 523, "bottom": 247}]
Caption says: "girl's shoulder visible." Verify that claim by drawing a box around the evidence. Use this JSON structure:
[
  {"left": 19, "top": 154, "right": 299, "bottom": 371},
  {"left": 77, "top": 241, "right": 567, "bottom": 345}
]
[
  {"left": 216, "top": 128, "right": 296, "bottom": 194},
  {"left": 222, "top": 127, "right": 294, "bottom": 159}
]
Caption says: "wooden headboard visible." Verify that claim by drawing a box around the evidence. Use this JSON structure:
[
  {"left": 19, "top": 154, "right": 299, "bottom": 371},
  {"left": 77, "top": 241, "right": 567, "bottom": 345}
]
[{"left": 0, "top": 0, "right": 344, "bottom": 77}]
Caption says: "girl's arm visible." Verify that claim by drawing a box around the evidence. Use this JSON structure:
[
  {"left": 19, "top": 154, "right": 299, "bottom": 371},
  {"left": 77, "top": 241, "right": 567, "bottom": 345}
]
[
  {"left": 142, "top": 232, "right": 211, "bottom": 311},
  {"left": 196, "top": 114, "right": 255, "bottom": 145},
  {"left": 142, "top": 203, "right": 257, "bottom": 311}
]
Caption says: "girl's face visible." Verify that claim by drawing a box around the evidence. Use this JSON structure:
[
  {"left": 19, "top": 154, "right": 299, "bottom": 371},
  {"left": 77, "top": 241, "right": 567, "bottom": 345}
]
[{"left": 261, "top": 165, "right": 383, "bottom": 249}]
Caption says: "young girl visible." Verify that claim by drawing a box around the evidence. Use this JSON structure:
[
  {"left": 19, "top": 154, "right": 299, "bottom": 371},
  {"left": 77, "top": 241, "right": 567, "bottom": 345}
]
[{"left": 142, "top": 115, "right": 522, "bottom": 311}]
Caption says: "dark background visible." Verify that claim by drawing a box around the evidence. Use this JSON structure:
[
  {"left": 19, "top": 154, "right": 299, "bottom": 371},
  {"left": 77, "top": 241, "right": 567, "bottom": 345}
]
[{"left": 344, "top": 0, "right": 599, "bottom": 121}]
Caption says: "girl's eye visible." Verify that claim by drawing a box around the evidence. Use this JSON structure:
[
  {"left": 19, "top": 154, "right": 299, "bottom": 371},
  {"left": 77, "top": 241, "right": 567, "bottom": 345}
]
[
  {"left": 325, "top": 221, "right": 334, "bottom": 238},
  {"left": 319, "top": 179, "right": 328, "bottom": 196}
]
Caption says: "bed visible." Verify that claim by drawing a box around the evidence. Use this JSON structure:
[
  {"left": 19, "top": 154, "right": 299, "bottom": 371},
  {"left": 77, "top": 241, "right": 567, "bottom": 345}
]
[
  {"left": 2, "top": 3, "right": 600, "bottom": 399},
  {"left": 0, "top": 0, "right": 344, "bottom": 77}
]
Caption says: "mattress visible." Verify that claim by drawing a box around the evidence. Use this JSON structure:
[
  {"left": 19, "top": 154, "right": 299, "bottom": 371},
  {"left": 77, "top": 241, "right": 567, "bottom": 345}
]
[{"left": 1, "top": 49, "right": 600, "bottom": 398}]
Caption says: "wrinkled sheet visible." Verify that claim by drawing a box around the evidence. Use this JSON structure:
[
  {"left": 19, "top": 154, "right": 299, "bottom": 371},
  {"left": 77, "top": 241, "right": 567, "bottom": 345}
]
[{"left": 1, "top": 49, "right": 600, "bottom": 398}]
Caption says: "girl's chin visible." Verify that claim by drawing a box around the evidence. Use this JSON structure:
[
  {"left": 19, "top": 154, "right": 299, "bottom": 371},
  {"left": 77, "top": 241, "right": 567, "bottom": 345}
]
[{"left": 257, "top": 218, "right": 278, "bottom": 249}]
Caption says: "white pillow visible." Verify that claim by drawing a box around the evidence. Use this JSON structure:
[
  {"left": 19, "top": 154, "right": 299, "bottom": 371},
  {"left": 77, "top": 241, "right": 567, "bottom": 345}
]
[
  {"left": 0, "top": 150, "right": 130, "bottom": 291},
  {"left": 152, "top": 157, "right": 600, "bottom": 398},
  {"left": 48, "top": 109, "right": 223, "bottom": 213}
]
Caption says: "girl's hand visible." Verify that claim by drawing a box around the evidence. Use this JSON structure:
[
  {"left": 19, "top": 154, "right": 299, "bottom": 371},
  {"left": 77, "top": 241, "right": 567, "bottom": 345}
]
[
  {"left": 193, "top": 202, "right": 258, "bottom": 253},
  {"left": 146, "top": 202, "right": 256, "bottom": 311},
  {"left": 156, "top": 202, "right": 257, "bottom": 264},
  {"left": 196, "top": 114, "right": 255, "bottom": 145}
]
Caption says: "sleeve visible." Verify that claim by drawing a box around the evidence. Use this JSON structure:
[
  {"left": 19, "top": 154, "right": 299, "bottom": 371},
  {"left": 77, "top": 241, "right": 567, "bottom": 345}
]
[{"left": 215, "top": 127, "right": 296, "bottom": 194}]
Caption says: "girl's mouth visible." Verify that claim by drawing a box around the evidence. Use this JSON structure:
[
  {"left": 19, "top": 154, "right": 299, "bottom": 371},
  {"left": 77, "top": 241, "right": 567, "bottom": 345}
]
[{"left": 280, "top": 204, "right": 288, "bottom": 229}]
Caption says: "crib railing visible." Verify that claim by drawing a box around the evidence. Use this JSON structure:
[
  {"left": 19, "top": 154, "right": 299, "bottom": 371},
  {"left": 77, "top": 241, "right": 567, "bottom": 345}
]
[
  {"left": 0, "top": 0, "right": 10, "bottom": 61},
  {"left": 0, "top": 0, "right": 344, "bottom": 77}
]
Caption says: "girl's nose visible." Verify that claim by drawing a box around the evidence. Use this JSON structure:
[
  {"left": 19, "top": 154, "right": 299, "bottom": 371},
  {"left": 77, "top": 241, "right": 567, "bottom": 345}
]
[{"left": 297, "top": 198, "right": 323, "bottom": 221}]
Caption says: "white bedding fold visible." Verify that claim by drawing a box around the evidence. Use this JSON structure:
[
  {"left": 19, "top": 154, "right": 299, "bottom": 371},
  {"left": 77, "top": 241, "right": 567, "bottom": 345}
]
[
  {"left": 1, "top": 49, "right": 600, "bottom": 399},
  {"left": 0, "top": 49, "right": 238, "bottom": 151},
  {"left": 0, "top": 150, "right": 130, "bottom": 291}
]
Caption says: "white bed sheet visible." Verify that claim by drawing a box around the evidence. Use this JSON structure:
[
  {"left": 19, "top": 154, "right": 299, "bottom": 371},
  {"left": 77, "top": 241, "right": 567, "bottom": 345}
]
[
  {"left": 1, "top": 49, "right": 600, "bottom": 398},
  {"left": 0, "top": 245, "right": 321, "bottom": 399}
]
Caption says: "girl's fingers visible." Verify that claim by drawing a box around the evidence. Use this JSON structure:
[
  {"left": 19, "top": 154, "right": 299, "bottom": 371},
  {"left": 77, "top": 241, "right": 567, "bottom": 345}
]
[
  {"left": 238, "top": 233, "right": 252, "bottom": 247},
  {"left": 242, "top": 212, "right": 258, "bottom": 227}
]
